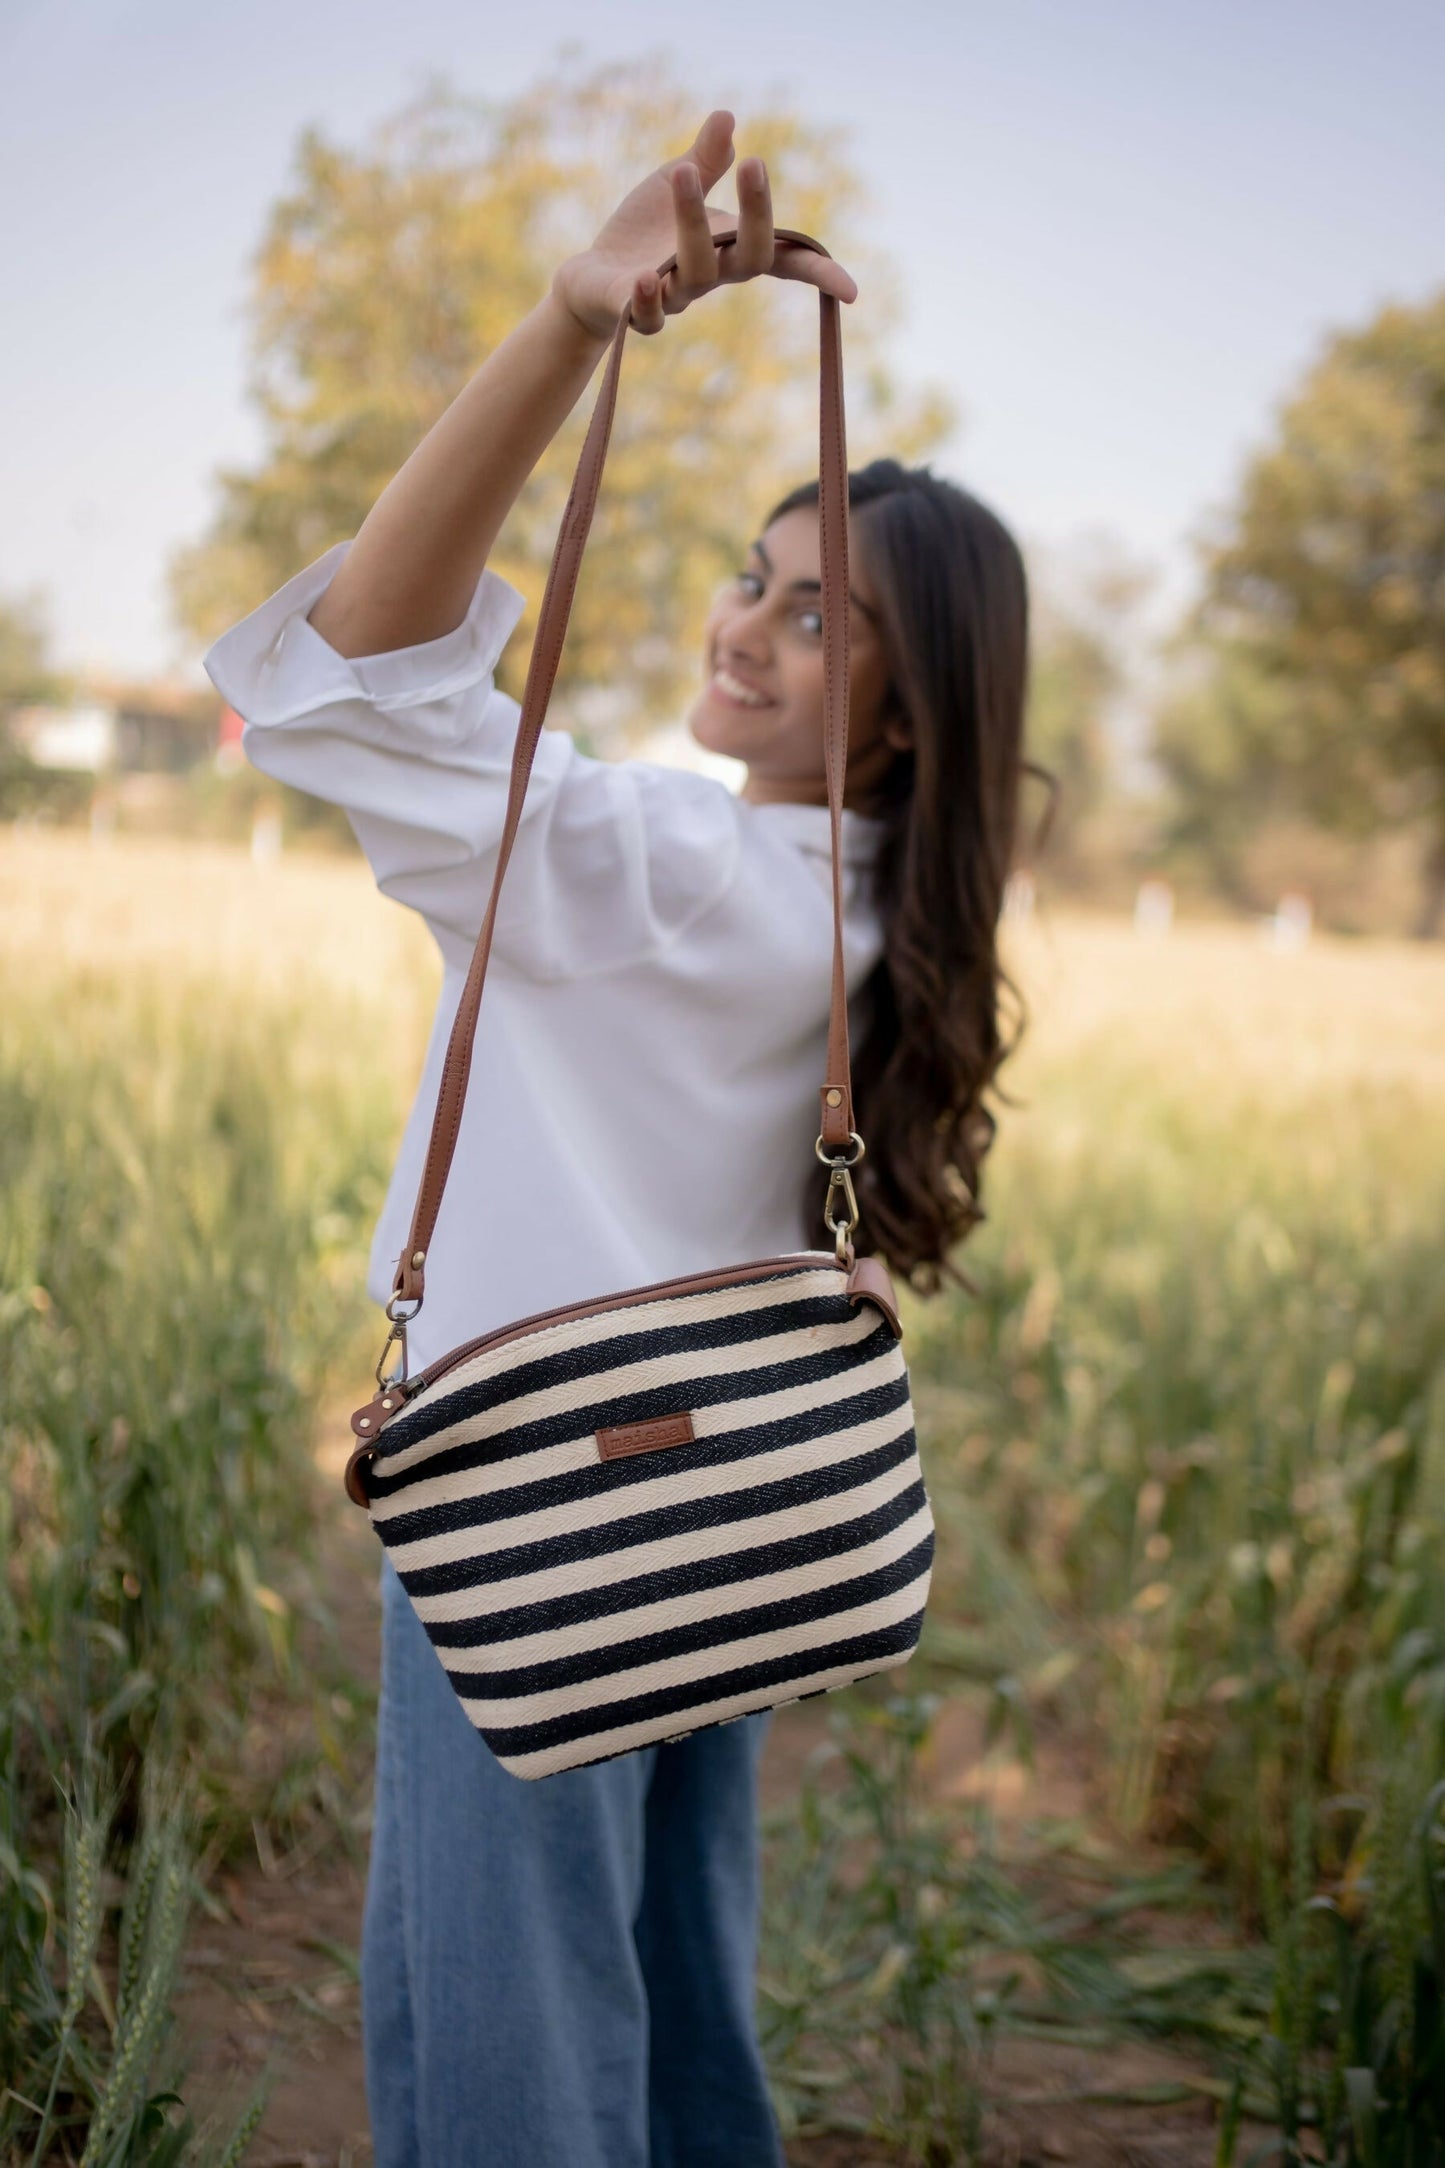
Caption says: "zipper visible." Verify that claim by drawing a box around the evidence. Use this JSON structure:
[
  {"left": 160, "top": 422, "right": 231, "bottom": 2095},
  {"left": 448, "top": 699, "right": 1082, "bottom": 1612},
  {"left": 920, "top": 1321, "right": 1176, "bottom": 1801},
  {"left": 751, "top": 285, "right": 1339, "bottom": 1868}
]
[
  {"left": 355, "top": 1248, "right": 840, "bottom": 1431},
  {"left": 342, "top": 1247, "right": 876, "bottom": 1510}
]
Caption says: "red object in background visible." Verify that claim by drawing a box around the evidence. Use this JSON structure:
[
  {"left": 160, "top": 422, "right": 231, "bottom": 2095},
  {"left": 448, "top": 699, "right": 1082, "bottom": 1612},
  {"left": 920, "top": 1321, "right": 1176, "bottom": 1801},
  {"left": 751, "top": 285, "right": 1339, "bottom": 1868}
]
[{"left": 217, "top": 704, "right": 245, "bottom": 756}]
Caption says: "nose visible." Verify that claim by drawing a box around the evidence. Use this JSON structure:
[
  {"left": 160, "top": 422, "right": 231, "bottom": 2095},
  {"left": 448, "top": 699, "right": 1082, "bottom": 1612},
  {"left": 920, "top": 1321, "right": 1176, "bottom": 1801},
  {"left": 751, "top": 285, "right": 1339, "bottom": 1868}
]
[{"left": 714, "top": 592, "right": 772, "bottom": 668}]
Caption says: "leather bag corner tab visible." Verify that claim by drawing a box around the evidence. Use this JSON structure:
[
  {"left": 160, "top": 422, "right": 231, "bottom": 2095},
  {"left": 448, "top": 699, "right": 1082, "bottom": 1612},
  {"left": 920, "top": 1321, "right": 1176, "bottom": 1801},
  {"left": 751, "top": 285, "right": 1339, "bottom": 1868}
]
[
  {"left": 343, "top": 1441, "right": 374, "bottom": 1510},
  {"left": 846, "top": 1255, "right": 903, "bottom": 1338},
  {"left": 345, "top": 1383, "right": 408, "bottom": 1512},
  {"left": 350, "top": 1387, "right": 408, "bottom": 1439}
]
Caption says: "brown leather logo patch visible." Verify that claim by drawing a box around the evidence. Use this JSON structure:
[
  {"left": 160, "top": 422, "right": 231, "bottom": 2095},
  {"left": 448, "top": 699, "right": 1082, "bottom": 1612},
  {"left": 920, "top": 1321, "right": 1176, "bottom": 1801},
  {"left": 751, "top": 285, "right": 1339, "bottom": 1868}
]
[{"left": 596, "top": 1411, "right": 696, "bottom": 1461}]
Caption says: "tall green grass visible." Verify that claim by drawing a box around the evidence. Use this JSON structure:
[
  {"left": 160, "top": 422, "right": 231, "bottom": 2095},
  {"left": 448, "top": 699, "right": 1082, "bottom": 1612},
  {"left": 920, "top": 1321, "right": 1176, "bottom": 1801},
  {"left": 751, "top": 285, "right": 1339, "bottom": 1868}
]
[
  {"left": 763, "top": 1691, "right": 1445, "bottom": 2162},
  {"left": 885, "top": 1023, "right": 1445, "bottom": 2152},
  {"left": 761, "top": 1692, "right": 1274, "bottom": 2160},
  {"left": 1, "top": 957, "right": 396, "bottom": 2160},
  {"left": 908, "top": 1037, "right": 1445, "bottom": 1910},
  {"left": 7, "top": 841, "right": 1442, "bottom": 2159}
]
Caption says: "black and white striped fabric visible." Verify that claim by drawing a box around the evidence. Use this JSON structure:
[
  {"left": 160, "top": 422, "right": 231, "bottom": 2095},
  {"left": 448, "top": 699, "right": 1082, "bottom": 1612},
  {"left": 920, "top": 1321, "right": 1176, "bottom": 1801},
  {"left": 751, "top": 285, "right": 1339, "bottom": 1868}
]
[{"left": 363, "top": 1260, "right": 933, "bottom": 1779}]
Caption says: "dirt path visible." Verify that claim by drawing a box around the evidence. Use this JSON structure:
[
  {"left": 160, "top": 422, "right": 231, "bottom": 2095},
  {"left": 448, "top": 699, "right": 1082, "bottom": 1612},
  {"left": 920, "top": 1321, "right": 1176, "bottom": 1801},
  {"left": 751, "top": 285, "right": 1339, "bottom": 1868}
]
[{"left": 174, "top": 1415, "right": 1258, "bottom": 2167}]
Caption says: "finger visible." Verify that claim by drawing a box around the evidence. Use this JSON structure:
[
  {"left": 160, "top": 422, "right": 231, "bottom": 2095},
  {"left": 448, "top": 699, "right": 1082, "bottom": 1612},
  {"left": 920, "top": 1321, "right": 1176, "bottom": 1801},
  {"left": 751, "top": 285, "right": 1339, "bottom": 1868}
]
[
  {"left": 629, "top": 267, "right": 666, "bottom": 337},
  {"left": 726, "top": 154, "right": 774, "bottom": 280},
  {"left": 683, "top": 108, "right": 736, "bottom": 196},
  {"left": 770, "top": 246, "right": 859, "bottom": 305},
  {"left": 670, "top": 162, "right": 720, "bottom": 297}
]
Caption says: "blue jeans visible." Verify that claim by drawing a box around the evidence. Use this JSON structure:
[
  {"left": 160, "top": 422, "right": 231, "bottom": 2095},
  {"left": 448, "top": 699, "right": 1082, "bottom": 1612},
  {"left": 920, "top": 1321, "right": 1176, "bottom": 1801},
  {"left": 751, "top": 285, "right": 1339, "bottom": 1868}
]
[{"left": 362, "top": 1553, "right": 785, "bottom": 2167}]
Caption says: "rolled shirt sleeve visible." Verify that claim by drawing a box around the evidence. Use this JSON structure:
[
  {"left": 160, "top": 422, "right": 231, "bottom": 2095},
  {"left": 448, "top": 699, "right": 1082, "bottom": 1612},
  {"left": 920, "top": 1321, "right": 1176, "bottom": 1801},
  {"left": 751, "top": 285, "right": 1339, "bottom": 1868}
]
[{"left": 201, "top": 540, "right": 741, "bottom": 978}]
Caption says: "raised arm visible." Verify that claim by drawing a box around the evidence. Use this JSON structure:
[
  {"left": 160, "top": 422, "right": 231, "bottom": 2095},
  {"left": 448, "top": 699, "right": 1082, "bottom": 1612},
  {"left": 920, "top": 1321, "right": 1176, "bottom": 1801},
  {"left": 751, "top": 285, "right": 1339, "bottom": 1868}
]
[
  {"left": 303, "top": 293, "right": 607, "bottom": 659},
  {"left": 303, "top": 106, "right": 856, "bottom": 660}
]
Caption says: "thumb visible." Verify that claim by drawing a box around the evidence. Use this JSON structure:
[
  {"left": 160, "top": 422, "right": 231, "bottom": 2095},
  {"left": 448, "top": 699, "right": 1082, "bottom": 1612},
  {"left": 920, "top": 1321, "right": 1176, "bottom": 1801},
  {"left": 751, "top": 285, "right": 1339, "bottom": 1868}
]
[{"left": 678, "top": 108, "right": 736, "bottom": 194}]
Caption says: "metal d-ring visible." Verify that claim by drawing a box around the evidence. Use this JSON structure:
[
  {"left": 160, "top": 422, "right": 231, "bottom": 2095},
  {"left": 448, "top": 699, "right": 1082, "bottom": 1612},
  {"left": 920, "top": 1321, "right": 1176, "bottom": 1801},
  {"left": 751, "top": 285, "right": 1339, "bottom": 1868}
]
[{"left": 814, "top": 1129, "right": 866, "bottom": 1168}]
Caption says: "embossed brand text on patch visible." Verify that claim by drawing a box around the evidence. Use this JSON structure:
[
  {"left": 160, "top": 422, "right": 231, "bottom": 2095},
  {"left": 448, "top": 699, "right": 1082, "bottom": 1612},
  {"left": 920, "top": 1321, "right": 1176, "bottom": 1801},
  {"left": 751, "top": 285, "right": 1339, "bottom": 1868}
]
[{"left": 595, "top": 1411, "right": 696, "bottom": 1461}]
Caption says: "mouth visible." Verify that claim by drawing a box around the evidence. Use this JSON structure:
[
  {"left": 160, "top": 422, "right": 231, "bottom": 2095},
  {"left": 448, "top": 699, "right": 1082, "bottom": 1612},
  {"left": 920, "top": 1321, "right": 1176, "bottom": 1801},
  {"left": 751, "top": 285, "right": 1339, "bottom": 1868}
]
[{"left": 708, "top": 665, "right": 775, "bottom": 710}]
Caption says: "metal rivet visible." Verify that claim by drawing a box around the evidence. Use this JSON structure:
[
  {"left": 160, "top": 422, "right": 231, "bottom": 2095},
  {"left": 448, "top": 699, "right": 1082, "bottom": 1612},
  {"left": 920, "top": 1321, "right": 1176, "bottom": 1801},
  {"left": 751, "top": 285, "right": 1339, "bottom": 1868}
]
[
  {"left": 411, "top": 1249, "right": 426, "bottom": 1268},
  {"left": 381, "top": 1398, "right": 394, "bottom": 1410},
  {"left": 359, "top": 1416, "right": 372, "bottom": 1430},
  {"left": 825, "top": 1089, "right": 843, "bottom": 1107}
]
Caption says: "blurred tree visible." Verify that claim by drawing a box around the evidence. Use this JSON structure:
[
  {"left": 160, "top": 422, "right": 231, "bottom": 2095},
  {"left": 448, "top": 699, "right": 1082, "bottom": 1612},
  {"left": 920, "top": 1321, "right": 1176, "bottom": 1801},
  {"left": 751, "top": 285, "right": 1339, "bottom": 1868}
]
[
  {"left": 1149, "top": 644, "right": 1298, "bottom": 902},
  {"left": 1152, "top": 290, "right": 1445, "bottom": 934},
  {"left": 0, "top": 588, "right": 89, "bottom": 819},
  {"left": 1023, "top": 534, "right": 1153, "bottom": 876},
  {"left": 0, "top": 589, "right": 69, "bottom": 711},
  {"left": 171, "top": 54, "right": 955, "bottom": 739}
]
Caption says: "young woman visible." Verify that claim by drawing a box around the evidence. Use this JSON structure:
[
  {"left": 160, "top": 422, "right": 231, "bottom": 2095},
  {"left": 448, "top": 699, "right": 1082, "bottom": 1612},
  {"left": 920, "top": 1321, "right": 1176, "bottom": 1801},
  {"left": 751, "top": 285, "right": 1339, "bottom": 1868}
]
[{"left": 205, "top": 108, "right": 1034, "bottom": 2168}]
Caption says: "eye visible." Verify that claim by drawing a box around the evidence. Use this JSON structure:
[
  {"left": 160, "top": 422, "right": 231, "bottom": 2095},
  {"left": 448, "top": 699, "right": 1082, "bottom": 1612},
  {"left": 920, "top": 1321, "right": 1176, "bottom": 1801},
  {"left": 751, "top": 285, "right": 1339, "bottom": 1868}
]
[
  {"left": 733, "top": 569, "right": 765, "bottom": 599},
  {"left": 795, "top": 606, "right": 824, "bottom": 638}
]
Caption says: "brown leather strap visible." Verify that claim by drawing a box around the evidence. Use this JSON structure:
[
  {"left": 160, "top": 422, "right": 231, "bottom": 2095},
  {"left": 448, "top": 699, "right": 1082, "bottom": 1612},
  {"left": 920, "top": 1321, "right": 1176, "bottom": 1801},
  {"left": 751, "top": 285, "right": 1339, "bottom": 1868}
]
[{"left": 392, "top": 225, "right": 855, "bottom": 1310}]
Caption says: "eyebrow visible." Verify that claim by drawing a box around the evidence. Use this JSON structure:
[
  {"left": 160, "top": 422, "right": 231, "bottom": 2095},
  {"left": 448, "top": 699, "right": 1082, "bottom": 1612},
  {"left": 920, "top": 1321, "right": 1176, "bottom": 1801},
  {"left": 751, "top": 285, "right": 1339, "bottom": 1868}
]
[{"left": 749, "top": 537, "right": 879, "bottom": 623}]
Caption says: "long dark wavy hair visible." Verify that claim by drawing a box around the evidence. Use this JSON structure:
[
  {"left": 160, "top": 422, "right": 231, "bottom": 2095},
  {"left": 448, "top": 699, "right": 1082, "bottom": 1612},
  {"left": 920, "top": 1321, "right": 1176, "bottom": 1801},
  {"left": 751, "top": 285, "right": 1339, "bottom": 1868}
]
[{"left": 773, "top": 459, "right": 1058, "bottom": 1295}]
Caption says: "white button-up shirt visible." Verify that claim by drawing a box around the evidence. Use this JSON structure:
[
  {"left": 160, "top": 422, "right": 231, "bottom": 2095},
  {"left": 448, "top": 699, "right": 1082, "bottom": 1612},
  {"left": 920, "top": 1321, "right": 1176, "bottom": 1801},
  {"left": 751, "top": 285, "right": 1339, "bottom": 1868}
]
[{"left": 203, "top": 540, "right": 888, "bottom": 1374}]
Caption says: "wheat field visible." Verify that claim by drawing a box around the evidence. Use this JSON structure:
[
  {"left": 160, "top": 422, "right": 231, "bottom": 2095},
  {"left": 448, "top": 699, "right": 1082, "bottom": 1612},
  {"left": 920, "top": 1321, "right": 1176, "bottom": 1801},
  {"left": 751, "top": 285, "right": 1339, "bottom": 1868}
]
[{"left": 5, "top": 823, "right": 1444, "bottom": 2156}]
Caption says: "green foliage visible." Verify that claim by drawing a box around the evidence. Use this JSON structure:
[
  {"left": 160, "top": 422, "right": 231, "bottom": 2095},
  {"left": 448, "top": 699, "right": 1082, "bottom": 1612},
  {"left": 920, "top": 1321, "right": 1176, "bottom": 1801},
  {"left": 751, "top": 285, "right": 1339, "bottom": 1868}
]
[
  {"left": 0, "top": 589, "right": 69, "bottom": 709},
  {"left": 906, "top": 1026, "right": 1445, "bottom": 1920},
  {"left": 1149, "top": 643, "right": 1302, "bottom": 898},
  {"left": 811, "top": 988, "right": 1445, "bottom": 2148},
  {"left": 763, "top": 1553, "right": 1445, "bottom": 2157},
  {"left": 1229, "top": 1774, "right": 1445, "bottom": 2163},
  {"left": 0, "top": 739, "right": 94, "bottom": 825},
  {"left": 0, "top": 589, "right": 87, "bottom": 823},
  {"left": 7, "top": 835, "right": 1439, "bottom": 2157},
  {"left": 1023, "top": 537, "right": 1153, "bottom": 873},
  {"left": 761, "top": 1693, "right": 1272, "bottom": 2163},
  {"left": 1153, "top": 289, "right": 1445, "bottom": 928},
  {"left": 762, "top": 1695, "right": 996, "bottom": 2159},
  {"left": 0, "top": 952, "right": 396, "bottom": 2160},
  {"left": 1, "top": 1755, "right": 275, "bottom": 2166},
  {"left": 1, "top": 967, "right": 390, "bottom": 1789},
  {"left": 170, "top": 54, "right": 955, "bottom": 736}
]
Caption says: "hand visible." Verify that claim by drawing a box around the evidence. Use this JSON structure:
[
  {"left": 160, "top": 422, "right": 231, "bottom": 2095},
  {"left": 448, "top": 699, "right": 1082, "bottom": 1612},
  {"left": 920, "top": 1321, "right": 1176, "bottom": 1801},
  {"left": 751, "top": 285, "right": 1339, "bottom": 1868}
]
[{"left": 551, "top": 108, "right": 858, "bottom": 342}]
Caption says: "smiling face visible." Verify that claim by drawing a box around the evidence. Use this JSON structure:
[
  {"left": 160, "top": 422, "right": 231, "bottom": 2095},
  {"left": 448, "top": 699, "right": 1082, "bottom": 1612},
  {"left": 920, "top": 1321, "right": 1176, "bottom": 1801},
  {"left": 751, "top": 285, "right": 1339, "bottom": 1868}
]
[{"left": 685, "top": 506, "right": 911, "bottom": 811}]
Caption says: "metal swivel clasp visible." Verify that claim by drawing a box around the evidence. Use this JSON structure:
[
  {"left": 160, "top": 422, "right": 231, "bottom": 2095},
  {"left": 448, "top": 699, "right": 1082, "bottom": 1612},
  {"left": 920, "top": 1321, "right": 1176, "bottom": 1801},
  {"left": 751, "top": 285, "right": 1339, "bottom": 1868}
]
[
  {"left": 374, "top": 1290, "right": 421, "bottom": 1391},
  {"left": 815, "top": 1129, "right": 866, "bottom": 1264}
]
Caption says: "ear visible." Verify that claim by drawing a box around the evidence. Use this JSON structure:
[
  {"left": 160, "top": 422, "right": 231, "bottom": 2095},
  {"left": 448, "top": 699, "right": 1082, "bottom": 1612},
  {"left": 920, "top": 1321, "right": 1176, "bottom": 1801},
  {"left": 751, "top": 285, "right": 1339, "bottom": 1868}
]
[{"left": 881, "top": 692, "right": 913, "bottom": 754}]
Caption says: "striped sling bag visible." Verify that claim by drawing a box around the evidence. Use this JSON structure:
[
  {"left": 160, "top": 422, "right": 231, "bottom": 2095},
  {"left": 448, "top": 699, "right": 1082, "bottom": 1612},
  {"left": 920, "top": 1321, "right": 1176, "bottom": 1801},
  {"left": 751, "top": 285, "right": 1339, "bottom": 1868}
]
[{"left": 343, "top": 225, "right": 935, "bottom": 1780}]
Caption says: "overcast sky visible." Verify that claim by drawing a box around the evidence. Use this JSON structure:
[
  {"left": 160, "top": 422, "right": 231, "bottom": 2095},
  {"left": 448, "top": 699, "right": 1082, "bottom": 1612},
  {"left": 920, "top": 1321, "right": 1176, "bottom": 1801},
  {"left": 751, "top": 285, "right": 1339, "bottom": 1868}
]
[{"left": 1, "top": 0, "right": 1441, "bottom": 685}]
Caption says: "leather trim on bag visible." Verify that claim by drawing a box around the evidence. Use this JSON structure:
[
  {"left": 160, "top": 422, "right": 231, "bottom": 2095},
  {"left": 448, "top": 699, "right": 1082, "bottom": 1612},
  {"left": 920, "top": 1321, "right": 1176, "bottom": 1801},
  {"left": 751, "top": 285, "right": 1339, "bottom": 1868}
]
[
  {"left": 846, "top": 1255, "right": 903, "bottom": 1339},
  {"left": 344, "top": 1441, "right": 375, "bottom": 1509}
]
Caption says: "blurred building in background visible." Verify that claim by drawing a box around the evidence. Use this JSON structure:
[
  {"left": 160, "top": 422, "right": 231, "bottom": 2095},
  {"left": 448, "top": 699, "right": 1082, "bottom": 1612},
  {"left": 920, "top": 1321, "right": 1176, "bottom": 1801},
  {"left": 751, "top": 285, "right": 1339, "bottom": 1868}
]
[
  {"left": 3, "top": 680, "right": 226, "bottom": 832},
  {"left": 9, "top": 682, "right": 215, "bottom": 780}
]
